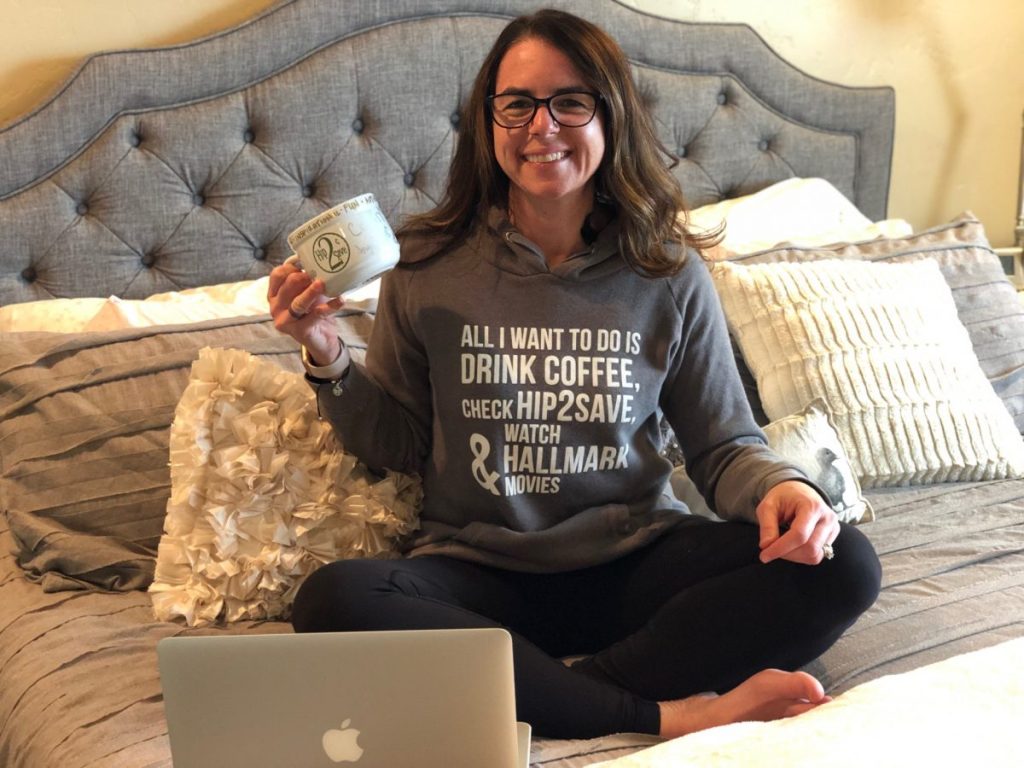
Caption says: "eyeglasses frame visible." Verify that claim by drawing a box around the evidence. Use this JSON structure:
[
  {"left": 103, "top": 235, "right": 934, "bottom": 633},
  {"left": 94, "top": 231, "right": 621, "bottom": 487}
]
[{"left": 486, "top": 91, "right": 604, "bottom": 129}]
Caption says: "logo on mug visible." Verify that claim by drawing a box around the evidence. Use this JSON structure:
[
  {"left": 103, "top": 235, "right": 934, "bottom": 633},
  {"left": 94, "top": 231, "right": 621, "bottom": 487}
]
[{"left": 312, "top": 232, "right": 351, "bottom": 274}]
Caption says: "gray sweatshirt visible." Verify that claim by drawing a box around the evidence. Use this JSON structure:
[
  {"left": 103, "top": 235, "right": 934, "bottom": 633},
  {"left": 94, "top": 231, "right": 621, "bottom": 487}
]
[{"left": 316, "top": 210, "right": 814, "bottom": 572}]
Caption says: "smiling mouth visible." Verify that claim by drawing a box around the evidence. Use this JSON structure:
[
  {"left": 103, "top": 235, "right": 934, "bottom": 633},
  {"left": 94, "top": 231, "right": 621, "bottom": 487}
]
[{"left": 524, "top": 151, "right": 567, "bottom": 163}]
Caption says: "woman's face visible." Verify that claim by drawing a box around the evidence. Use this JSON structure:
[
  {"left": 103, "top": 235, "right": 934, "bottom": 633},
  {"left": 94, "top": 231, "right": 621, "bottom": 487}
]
[{"left": 492, "top": 37, "right": 606, "bottom": 211}]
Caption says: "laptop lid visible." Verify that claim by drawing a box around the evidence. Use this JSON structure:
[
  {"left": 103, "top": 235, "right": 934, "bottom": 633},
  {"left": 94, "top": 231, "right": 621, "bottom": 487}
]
[{"left": 158, "top": 628, "right": 521, "bottom": 768}]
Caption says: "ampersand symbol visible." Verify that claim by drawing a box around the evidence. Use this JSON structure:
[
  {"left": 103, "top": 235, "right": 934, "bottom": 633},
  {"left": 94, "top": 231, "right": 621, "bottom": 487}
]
[{"left": 469, "top": 433, "right": 501, "bottom": 496}]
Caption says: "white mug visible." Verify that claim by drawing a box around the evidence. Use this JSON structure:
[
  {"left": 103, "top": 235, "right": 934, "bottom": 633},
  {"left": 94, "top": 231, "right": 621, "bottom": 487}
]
[{"left": 286, "top": 193, "right": 400, "bottom": 297}]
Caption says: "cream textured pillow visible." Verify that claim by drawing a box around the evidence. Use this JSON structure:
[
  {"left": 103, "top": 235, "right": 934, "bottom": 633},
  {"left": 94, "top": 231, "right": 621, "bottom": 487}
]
[
  {"left": 714, "top": 258, "right": 1024, "bottom": 487},
  {"left": 670, "top": 399, "right": 873, "bottom": 523},
  {"left": 687, "top": 178, "right": 912, "bottom": 254},
  {"left": 725, "top": 214, "right": 1024, "bottom": 432},
  {"left": 149, "top": 347, "right": 421, "bottom": 626}
]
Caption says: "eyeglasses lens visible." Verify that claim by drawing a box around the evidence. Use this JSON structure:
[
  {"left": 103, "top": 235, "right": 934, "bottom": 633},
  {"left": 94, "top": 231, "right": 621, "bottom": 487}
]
[{"left": 490, "top": 92, "right": 598, "bottom": 128}]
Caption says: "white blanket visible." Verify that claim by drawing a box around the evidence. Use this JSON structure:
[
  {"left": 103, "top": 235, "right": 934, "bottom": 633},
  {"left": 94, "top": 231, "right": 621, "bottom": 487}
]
[{"left": 593, "top": 637, "right": 1024, "bottom": 768}]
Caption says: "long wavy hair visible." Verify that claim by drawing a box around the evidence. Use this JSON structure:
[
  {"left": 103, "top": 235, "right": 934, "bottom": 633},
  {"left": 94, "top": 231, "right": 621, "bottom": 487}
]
[{"left": 400, "top": 9, "right": 719, "bottom": 275}]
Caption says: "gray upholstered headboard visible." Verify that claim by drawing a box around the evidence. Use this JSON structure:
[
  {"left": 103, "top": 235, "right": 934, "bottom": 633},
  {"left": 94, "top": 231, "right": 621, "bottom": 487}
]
[{"left": 0, "top": 0, "right": 894, "bottom": 305}]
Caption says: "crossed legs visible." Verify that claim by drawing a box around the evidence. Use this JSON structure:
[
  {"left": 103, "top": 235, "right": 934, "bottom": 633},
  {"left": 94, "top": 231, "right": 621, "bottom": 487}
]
[{"left": 292, "top": 518, "right": 881, "bottom": 738}]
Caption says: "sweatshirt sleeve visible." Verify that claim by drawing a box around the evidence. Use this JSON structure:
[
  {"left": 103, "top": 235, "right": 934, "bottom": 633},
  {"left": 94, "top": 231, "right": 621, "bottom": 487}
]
[
  {"left": 314, "top": 266, "right": 432, "bottom": 476},
  {"left": 660, "top": 255, "right": 818, "bottom": 523}
]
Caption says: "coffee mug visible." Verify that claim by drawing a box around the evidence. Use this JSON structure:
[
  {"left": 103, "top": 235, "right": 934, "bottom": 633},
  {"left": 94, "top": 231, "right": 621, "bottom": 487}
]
[{"left": 286, "top": 193, "right": 400, "bottom": 297}]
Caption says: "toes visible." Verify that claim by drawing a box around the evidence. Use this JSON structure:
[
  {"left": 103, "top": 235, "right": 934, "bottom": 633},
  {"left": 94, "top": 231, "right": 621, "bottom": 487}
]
[{"left": 753, "top": 669, "right": 826, "bottom": 704}]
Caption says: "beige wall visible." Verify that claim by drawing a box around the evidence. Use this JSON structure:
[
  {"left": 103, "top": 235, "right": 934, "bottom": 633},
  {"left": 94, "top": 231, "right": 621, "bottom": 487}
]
[
  {"left": 1, "top": 0, "right": 1021, "bottom": 244},
  {"left": 0, "top": 0, "right": 278, "bottom": 123},
  {"left": 628, "top": 0, "right": 1024, "bottom": 246}
]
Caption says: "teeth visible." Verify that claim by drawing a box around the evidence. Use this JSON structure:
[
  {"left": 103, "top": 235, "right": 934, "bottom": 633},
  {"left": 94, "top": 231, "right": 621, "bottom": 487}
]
[{"left": 525, "top": 151, "right": 566, "bottom": 163}]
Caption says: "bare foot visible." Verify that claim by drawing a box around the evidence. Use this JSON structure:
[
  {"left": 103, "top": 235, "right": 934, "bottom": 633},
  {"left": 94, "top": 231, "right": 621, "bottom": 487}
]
[{"left": 658, "top": 669, "right": 831, "bottom": 739}]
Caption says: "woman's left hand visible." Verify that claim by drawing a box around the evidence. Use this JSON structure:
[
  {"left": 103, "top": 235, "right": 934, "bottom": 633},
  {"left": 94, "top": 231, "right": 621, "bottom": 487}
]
[{"left": 755, "top": 480, "right": 839, "bottom": 565}]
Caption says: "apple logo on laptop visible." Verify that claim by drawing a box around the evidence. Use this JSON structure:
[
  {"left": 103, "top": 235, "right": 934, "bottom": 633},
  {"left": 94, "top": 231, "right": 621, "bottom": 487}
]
[{"left": 322, "top": 718, "right": 364, "bottom": 763}]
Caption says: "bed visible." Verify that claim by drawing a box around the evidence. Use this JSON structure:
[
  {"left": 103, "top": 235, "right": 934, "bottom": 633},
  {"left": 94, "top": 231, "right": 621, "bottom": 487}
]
[{"left": 2, "top": 1, "right": 1023, "bottom": 766}]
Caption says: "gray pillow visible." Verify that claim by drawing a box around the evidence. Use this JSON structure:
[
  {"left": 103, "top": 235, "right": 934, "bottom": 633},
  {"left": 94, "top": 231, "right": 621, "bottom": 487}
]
[
  {"left": 0, "top": 312, "right": 372, "bottom": 592},
  {"left": 723, "top": 214, "right": 1024, "bottom": 432},
  {"left": 670, "top": 399, "right": 873, "bottom": 523}
]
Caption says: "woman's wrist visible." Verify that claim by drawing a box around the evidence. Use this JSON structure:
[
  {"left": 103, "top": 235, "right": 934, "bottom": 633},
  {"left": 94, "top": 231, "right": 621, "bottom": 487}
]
[
  {"left": 306, "top": 340, "right": 338, "bottom": 367},
  {"left": 302, "top": 338, "right": 350, "bottom": 380}
]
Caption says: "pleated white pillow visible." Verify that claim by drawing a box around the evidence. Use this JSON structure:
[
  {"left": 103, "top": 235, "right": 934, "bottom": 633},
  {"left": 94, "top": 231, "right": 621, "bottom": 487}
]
[{"left": 713, "top": 259, "right": 1024, "bottom": 487}]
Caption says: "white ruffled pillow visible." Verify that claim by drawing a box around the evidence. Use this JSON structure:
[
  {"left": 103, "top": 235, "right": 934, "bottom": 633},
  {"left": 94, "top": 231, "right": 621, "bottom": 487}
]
[{"left": 149, "top": 347, "right": 421, "bottom": 627}]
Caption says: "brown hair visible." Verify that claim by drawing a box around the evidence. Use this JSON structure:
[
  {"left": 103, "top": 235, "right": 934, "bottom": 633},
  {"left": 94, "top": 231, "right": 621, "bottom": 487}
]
[{"left": 400, "top": 9, "right": 720, "bottom": 275}]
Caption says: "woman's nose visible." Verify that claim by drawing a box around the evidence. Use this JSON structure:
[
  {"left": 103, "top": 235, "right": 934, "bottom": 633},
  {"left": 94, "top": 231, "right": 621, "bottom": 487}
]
[{"left": 528, "top": 102, "right": 560, "bottom": 134}]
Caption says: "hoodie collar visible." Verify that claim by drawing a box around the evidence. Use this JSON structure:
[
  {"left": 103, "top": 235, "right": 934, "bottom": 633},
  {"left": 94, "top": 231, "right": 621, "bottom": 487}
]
[{"left": 481, "top": 207, "right": 626, "bottom": 281}]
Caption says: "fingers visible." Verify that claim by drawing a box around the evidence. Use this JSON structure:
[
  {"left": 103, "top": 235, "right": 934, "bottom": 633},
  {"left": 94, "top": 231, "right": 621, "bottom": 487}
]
[
  {"left": 757, "top": 482, "right": 839, "bottom": 565},
  {"left": 756, "top": 500, "right": 781, "bottom": 551},
  {"left": 761, "top": 512, "right": 837, "bottom": 565},
  {"left": 285, "top": 281, "right": 319, "bottom": 318},
  {"left": 267, "top": 262, "right": 294, "bottom": 298},
  {"left": 267, "top": 264, "right": 342, "bottom": 351},
  {"left": 807, "top": 512, "right": 840, "bottom": 565},
  {"left": 288, "top": 284, "right": 346, "bottom": 321},
  {"left": 268, "top": 261, "right": 306, "bottom": 311},
  {"left": 268, "top": 260, "right": 339, "bottom": 319},
  {"left": 311, "top": 296, "right": 346, "bottom": 316},
  {"left": 774, "top": 507, "right": 818, "bottom": 560}
]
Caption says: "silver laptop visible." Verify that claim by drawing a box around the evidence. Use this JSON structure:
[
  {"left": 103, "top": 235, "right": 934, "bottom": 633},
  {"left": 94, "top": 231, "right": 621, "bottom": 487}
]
[{"left": 158, "top": 627, "right": 530, "bottom": 768}]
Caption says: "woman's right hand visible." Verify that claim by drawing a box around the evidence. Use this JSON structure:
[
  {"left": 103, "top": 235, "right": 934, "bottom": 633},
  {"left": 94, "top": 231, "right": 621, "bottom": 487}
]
[{"left": 267, "top": 257, "right": 346, "bottom": 365}]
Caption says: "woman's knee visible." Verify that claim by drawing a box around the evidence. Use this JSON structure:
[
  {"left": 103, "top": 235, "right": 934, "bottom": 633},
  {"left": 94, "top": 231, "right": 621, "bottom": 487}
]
[
  {"left": 291, "top": 558, "right": 395, "bottom": 634},
  {"left": 822, "top": 523, "right": 882, "bottom": 618}
]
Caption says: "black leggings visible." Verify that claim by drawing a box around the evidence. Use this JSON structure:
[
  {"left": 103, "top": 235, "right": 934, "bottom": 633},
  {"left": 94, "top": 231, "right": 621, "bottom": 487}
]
[{"left": 291, "top": 517, "right": 881, "bottom": 738}]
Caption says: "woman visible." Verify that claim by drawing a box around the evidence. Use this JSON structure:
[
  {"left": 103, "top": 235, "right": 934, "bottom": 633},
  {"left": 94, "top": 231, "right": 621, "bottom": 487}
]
[{"left": 268, "top": 9, "right": 881, "bottom": 739}]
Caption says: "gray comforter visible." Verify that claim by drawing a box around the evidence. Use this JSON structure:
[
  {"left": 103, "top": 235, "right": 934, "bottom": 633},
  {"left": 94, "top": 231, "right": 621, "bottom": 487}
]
[{"left": 3, "top": 476, "right": 1023, "bottom": 768}]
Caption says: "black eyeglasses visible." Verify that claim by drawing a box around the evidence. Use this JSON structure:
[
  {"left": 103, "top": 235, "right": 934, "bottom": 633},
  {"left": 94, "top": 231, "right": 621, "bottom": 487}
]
[{"left": 487, "top": 91, "right": 602, "bottom": 129}]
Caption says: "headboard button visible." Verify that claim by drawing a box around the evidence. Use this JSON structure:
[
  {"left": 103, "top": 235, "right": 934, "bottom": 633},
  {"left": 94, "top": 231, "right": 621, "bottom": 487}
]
[
  {"left": 253, "top": 247, "right": 267, "bottom": 261},
  {"left": 130, "top": 133, "right": 142, "bottom": 148},
  {"left": 302, "top": 185, "right": 315, "bottom": 198},
  {"left": 677, "top": 146, "right": 688, "bottom": 158},
  {"left": 76, "top": 202, "right": 89, "bottom": 216},
  {"left": 758, "top": 139, "right": 770, "bottom": 151},
  {"left": 20, "top": 266, "right": 36, "bottom": 283},
  {"left": 352, "top": 118, "right": 365, "bottom": 134},
  {"left": 403, "top": 171, "right": 416, "bottom": 188},
  {"left": 192, "top": 193, "right": 205, "bottom": 206},
  {"left": 716, "top": 92, "right": 728, "bottom": 105},
  {"left": 141, "top": 253, "right": 157, "bottom": 268},
  {"left": 450, "top": 112, "right": 461, "bottom": 127},
  {"left": 243, "top": 129, "right": 255, "bottom": 143}
]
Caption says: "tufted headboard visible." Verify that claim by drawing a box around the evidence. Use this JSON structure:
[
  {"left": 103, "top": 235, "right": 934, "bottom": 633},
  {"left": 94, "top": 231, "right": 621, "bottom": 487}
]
[{"left": 0, "top": 0, "right": 894, "bottom": 305}]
